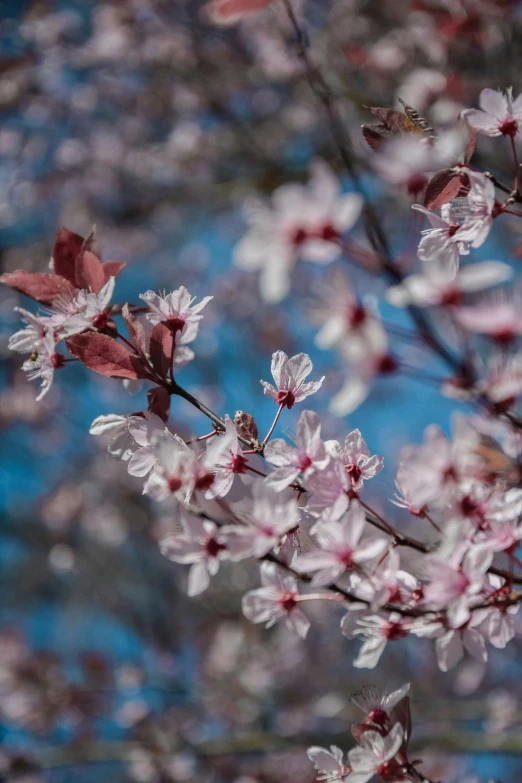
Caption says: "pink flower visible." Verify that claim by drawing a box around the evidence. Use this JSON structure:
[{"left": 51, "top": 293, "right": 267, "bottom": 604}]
[
  {"left": 242, "top": 561, "right": 310, "bottom": 638},
  {"left": 52, "top": 276, "right": 115, "bottom": 337},
  {"left": 235, "top": 161, "right": 363, "bottom": 302},
  {"left": 463, "top": 87, "right": 522, "bottom": 138},
  {"left": 206, "top": 0, "right": 274, "bottom": 26},
  {"left": 312, "top": 268, "right": 379, "bottom": 356},
  {"left": 160, "top": 513, "right": 230, "bottom": 596},
  {"left": 352, "top": 613, "right": 409, "bottom": 669},
  {"left": 305, "top": 457, "right": 351, "bottom": 523},
  {"left": 370, "top": 550, "right": 421, "bottom": 611},
  {"left": 424, "top": 547, "right": 492, "bottom": 627},
  {"left": 411, "top": 615, "right": 488, "bottom": 672},
  {"left": 90, "top": 412, "right": 162, "bottom": 462},
  {"left": 387, "top": 261, "right": 512, "bottom": 308},
  {"left": 412, "top": 203, "right": 469, "bottom": 278},
  {"left": 126, "top": 414, "right": 166, "bottom": 477},
  {"left": 453, "top": 171, "right": 496, "bottom": 248},
  {"left": 350, "top": 683, "right": 410, "bottom": 727},
  {"left": 307, "top": 746, "right": 352, "bottom": 783},
  {"left": 373, "top": 132, "right": 460, "bottom": 193},
  {"left": 139, "top": 286, "right": 212, "bottom": 333},
  {"left": 260, "top": 350, "right": 324, "bottom": 409},
  {"left": 204, "top": 415, "right": 250, "bottom": 498},
  {"left": 455, "top": 289, "right": 522, "bottom": 344},
  {"left": 294, "top": 501, "right": 387, "bottom": 586},
  {"left": 348, "top": 722, "right": 404, "bottom": 783},
  {"left": 8, "top": 308, "right": 52, "bottom": 353},
  {"left": 22, "top": 330, "right": 64, "bottom": 401},
  {"left": 143, "top": 430, "right": 195, "bottom": 501},
  {"left": 264, "top": 410, "right": 329, "bottom": 492},
  {"left": 224, "top": 481, "right": 299, "bottom": 558},
  {"left": 325, "top": 429, "right": 384, "bottom": 491}
]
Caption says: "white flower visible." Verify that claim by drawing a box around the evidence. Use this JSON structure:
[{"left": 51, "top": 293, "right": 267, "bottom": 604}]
[
  {"left": 235, "top": 160, "right": 363, "bottom": 302},
  {"left": 264, "top": 410, "right": 329, "bottom": 492},
  {"left": 224, "top": 481, "right": 300, "bottom": 559},
  {"left": 143, "top": 430, "right": 195, "bottom": 501},
  {"left": 348, "top": 722, "right": 404, "bottom": 783},
  {"left": 453, "top": 171, "right": 496, "bottom": 248},
  {"left": 307, "top": 745, "right": 351, "bottom": 782},
  {"left": 8, "top": 308, "right": 51, "bottom": 353},
  {"left": 425, "top": 547, "right": 492, "bottom": 627},
  {"left": 352, "top": 613, "right": 408, "bottom": 669},
  {"left": 463, "top": 87, "right": 522, "bottom": 138},
  {"left": 204, "top": 415, "right": 249, "bottom": 499},
  {"left": 89, "top": 413, "right": 150, "bottom": 461},
  {"left": 126, "top": 414, "right": 166, "bottom": 477},
  {"left": 325, "top": 429, "right": 384, "bottom": 491},
  {"left": 294, "top": 501, "right": 387, "bottom": 586},
  {"left": 139, "top": 286, "right": 212, "bottom": 332},
  {"left": 22, "top": 330, "right": 63, "bottom": 401},
  {"left": 412, "top": 203, "right": 469, "bottom": 278},
  {"left": 387, "top": 261, "right": 512, "bottom": 308},
  {"left": 54, "top": 277, "right": 115, "bottom": 337},
  {"left": 160, "top": 513, "right": 230, "bottom": 596},
  {"left": 261, "top": 350, "right": 324, "bottom": 409},
  {"left": 349, "top": 683, "right": 410, "bottom": 727},
  {"left": 242, "top": 561, "right": 310, "bottom": 638}
]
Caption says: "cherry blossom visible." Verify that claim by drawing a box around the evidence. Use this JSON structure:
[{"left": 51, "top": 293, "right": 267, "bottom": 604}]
[
  {"left": 260, "top": 350, "right": 324, "bottom": 409},
  {"left": 453, "top": 171, "right": 497, "bottom": 248},
  {"left": 351, "top": 613, "right": 409, "bottom": 669},
  {"left": 387, "top": 261, "right": 512, "bottom": 308},
  {"left": 234, "top": 161, "right": 363, "bottom": 302},
  {"left": 347, "top": 722, "right": 404, "bottom": 783},
  {"left": 52, "top": 277, "right": 115, "bottom": 337},
  {"left": 412, "top": 203, "right": 469, "bottom": 278},
  {"left": 139, "top": 286, "right": 212, "bottom": 332},
  {"left": 306, "top": 746, "right": 352, "bottom": 783},
  {"left": 8, "top": 309, "right": 52, "bottom": 354},
  {"left": 143, "top": 430, "right": 195, "bottom": 501},
  {"left": 242, "top": 561, "right": 310, "bottom": 638},
  {"left": 463, "top": 87, "right": 522, "bottom": 138},
  {"left": 204, "top": 415, "right": 250, "bottom": 498},
  {"left": 264, "top": 410, "right": 329, "bottom": 492},
  {"left": 126, "top": 414, "right": 166, "bottom": 478},
  {"left": 373, "top": 132, "right": 461, "bottom": 194},
  {"left": 349, "top": 683, "right": 410, "bottom": 728},
  {"left": 370, "top": 550, "right": 422, "bottom": 611},
  {"left": 22, "top": 330, "right": 64, "bottom": 401},
  {"left": 325, "top": 429, "right": 384, "bottom": 491},
  {"left": 160, "top": 513, "right": 230, "bottom": 596},
  {"left": 294, "top": 501, "right": 387, "bottom": 586},
  {"left": 224, "top": 481, "right": 299, "bottom": 558},
  {"left": 455, "top": 289, "right": 522, "bottom": 344},
  {"left": 90, "top": 413, "right": 149, "bottom": 461},
  {"left": 424, "top": 547, "right": 492, "bottom": 627}
]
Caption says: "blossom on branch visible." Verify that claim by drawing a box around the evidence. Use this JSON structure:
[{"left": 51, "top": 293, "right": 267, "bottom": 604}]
[{"left": 260, "top": 350, "right": 324, "bottom": 409}]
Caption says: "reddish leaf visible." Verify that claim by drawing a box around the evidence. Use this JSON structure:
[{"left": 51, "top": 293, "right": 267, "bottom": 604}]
[
  {"left": 362, "top": 124, "right": 393, "bottom": 150},
  {"left": 81, "top": 226, "right": 101, "bottom": 259},
  {"left": 66, "top": 332, "right": 147, "bottom": 379},
  {"left": 122, "top": 303, "right": 147, "bottom": 356},
  {"left": 147, "top": 386, "right": 171, "bottom": 422},
  {"left": 0, "top": 271, "right": 75, "bottom": 305},
  {"left": 150, "top": 322, "right": 175, "bottom": 379},
  {"left": 75, "top": 250, "right": 105, "bottom": 293},
  {"left": 465, "top": 124, "right": 479, "bottom": 164},
  {"left": 102, "top": 260, "right": 127, "bottom": 282},
  {"left": 52, "top": 228, "right": 84, "bottom": 284},
  {"left": 424, "top": 168, "right": 463, "bottom": 209}
]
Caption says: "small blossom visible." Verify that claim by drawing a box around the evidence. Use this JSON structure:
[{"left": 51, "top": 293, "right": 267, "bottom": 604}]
[
  {"left": 53, "top": 277, "right": 115, "bottom": 337},
  {"left": 260, "top": 350, "right": 324, "bottom": 409},
  {"left": 352, "top": 613, "right": 409, "bottom": 669},
  {"left": 349, "top": 683, "right": 410, "bottom": 728},
  {"left": 294, "top": 501, "right": 387, "bottom": 585},
  {"left": 307, "top": 745, "right": 351, "bottom": 783},
  {"left": 452, "top": 171, "right": 496, "bottom": 248},
  {"left": 22, "top": 330, "right": 64, "bottom": 401},
  {"left": 8, "top": 308, "right": 51, "bottom": 354},
  {"left": 455, "top": 288, "right": 522, "bottom": 344},
  {"left": 326, "top": 429, "right": 384, "bottom": 491},
  {"left": 235, "top": 161, "right": 363, "bottom": 302},
  {"left": 242, "top": 561, "right": 310, "bottom": 638},
  {"left": 143, "top": 430, "right": 195, "bottom": 501},
  {"left": 463, "top": 87, "right": 522, "bottom": 138},
  {"left": 204, "top": 415, "right": 250, "bottom": 498},
  {"left": 412, "top": 203, "right": 469, "bottom": 278},
  {"left": 424, "top": 547, "right": 492, "bottom": 627},
  {"left": 139, "top": 286, "right": 212, "bottom": 332},
  {"left": 160, "top": 513, "right": 230, "bottom": 596},
  {"left": 348, "top": 722, "right": 404, "bottom": 783},
  {"left": 264, "top": 409, "right": 329, "bottom": 492}
]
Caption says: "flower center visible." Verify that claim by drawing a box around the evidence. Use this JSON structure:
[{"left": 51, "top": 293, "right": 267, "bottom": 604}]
[
  {"left": 347, "top": 463, "right": 362, "bottom": 485},
  {"left": 367, "top": 708, "right": 389, "bottom": 729},
  {"left": 167, "top": 476, "right": 182, "bottom": 493},
  {"left": 319, "top": 223, "right": 339, "bottom": 242},
  {"left": 195, "top": 472, "right": 215, "bottom": 491},
  {"left": 92, "top": 311, "right": 110, "bottom": 330},
  {"left": 348, "top": 304, "right": 367, "bottom": 329},
  {"left": 280, "top": 592, "right": 297, "bottom": 612},
  {"left": 275, "top": 389, "right": 296, "bottom": 409},
  {"left": 291, "top": 227, "right": 308, "bottom": 246},
  {"left": 385, "top": 621, "right": 408, "bottom": 641},
  {"left": 377, "top": 355, "right": 398, "bottom": 375},
  {"left": 230, "top": 453, "right": 248, "bottom": 474},
  {"left": 205, "top": 537, "right": 226, "bottom": 558},
  {"left": 167, "top": 315, "right": 186, "bottom": 332},
  {"left": 298, "top": 454, "right": 312, "bottom": 472},
  {"left": 500, "top": 118, "right": 519, "bottom": 138},
  {"left": 51, "top": 352, "right": 65, "bottom": 369}
]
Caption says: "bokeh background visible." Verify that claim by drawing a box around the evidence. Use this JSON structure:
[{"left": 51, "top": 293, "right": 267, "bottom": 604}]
[{"left": 1, "top": 1, "right": 522, "bottom": 781}]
